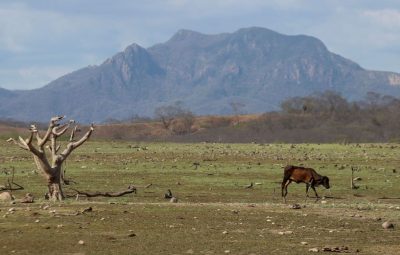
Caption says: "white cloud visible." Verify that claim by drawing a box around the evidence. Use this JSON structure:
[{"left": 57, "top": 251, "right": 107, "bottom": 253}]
[
  {"left": 1, "top": 0, "right": 400, "bottom": 89},
  {"left": 362, "top": 9, "right": 400, "bottom": 29}
]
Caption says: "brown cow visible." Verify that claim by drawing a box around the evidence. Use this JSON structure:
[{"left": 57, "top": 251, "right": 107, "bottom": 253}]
[{"left": 281, "top": 165, "right": 330, "bottom": 202}]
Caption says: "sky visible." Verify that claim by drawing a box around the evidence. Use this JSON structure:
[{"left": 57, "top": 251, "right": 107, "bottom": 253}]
[{"left": 0, "top": 0, "right": 399, "bottom": 90}]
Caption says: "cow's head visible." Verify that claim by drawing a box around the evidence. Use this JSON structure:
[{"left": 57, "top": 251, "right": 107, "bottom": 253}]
[{"left": 320, "top": 176, "right": 330, "bottom": 189}]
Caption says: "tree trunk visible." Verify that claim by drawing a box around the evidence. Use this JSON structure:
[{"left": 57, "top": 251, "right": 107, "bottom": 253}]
[{"left": 47, "top": 170, "right": 64, "bottom": 201}]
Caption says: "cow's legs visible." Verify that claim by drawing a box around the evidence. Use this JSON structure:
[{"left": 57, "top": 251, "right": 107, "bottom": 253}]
[
  {"left": 305, "top": 183, "right": 310, "bottom": 202},
  {"left": 282, "top": 179, "right": 291, "bottom": 203},
  {"left": 305, "top": 183, "right": 310, "bottom": 197},
  {"left": 311, "top": 186, "right": 320, "bottom": 202}
]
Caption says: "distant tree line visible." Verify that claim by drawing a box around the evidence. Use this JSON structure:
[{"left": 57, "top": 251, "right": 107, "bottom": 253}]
[
  {"left": 3, "top": 91, "right": 400, "bottom": 143},
  {"left": 173, "top": 91, "right": 400, "bottom": 143}
]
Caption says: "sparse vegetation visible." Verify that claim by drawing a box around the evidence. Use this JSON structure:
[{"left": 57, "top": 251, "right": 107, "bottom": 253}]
[
  {"left": 154, "top": 101, "right": 195, "bottom": 134},
  {"left": 3, "top": 91, "right": 400, "bottom": 143},
  {"left": 0, "top": 141, "right": 399, "bottom": 254}
]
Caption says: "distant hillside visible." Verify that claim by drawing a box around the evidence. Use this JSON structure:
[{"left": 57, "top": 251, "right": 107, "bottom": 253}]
[{"left": 1, "top": 27, "right": 400, "bottom": 122}]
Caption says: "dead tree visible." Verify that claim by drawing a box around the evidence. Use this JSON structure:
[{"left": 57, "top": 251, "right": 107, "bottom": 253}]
[
  {"left": 7, "top": 116, "right": 94, "bottom": 201},
  {"left": 154, "top": 101, "right": 194, "bottom": 133},
  {"left": 0, "top": 167, "right": 24, "bottom": 192}
]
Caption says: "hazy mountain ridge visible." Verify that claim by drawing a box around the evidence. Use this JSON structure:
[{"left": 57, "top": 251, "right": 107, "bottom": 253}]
[{"left": 1, "top": 27, "right": 400, "bottom": 122}]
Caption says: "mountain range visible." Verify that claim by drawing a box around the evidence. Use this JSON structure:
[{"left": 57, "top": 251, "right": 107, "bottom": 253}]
[{"left": 1, "top": 27, "right": 400, "bottom": 123}]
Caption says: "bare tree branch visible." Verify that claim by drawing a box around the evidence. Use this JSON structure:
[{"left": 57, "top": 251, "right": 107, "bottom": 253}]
[
  {"left": 53, "top": 121, "right": 73, "bottom": 137},
  {"left": 7, "top": 138, "right": 29, "bottom": 150},
  {"left": 38, "top": 115, "right": 65, "bottom": 147},
  {"left": 60, "top": 124, "right": 94, "bottom": 162},
  {"left": 8, "top": 134, "right": 42, "bottom": 157},
  {"left": 69, "top": 125, "right": 79, "bottom": 142}
]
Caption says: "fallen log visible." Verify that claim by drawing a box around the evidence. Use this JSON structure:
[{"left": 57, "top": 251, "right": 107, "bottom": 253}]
[{"left": 69, "top": 185, "right": 137, "bottom": 197}]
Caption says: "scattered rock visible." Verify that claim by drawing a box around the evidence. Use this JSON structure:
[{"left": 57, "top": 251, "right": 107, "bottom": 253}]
[
  {"left": 127, "top": 233, "right": 136, "bottom": 237},
  {"left": 309, "top": 248, "right": 319, "bottom": 252},
  {"left": 322, "top": 246, "right": 349, "bottom": 252},
  {"left": 34, "top": 219, "right": 40, "bottom": 223},
  {"left": 301, "top": 242, "right": 308, "bottom": 245},
  {"left": 42, "top": 205, "right": 50, "bottom": 210},
  {"left": 278, "top": 231, "right": 293, "bottom": 235},
  {"left": 30, "top": 212, "right": 40, "bottom": 217},
  {"left": 0, "top": 192, "right": 14, "bottom": 201},
  {"left": 224, "top": 250, "right": 230, "bottom": 254},
  {"left": 382, "top": 221, "right": 394, "bottom": 229},
  {"left": 321, "top": 200, "right": 327, "bottom": 204},
  {"left": 353, "top": 177, "right": 362, "bottom": 181},
  {"left": 222, "top": 231, "right": 228, "bottom": 234},
  {"left": 78, "top": 240, "right": 85, "bottom": 245},
  {"left": 290, "top": 204, "right": 302, "bottom": 209},
  {"left": 8, "top": 208, "right": 16, "bottom": 212},
  {"left": 21, "top": 193, "right": 34, "bottom": 203},
  {"left": 81, "top": 207, "right": 93, "bottom": 213},
  {"left": 170, "top": 197, "right": 178, "bottom": 203}
]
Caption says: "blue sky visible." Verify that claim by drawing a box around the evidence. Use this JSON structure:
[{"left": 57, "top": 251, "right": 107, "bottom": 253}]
[{"left": 1, "top": 0, "right": 399, "bottom": 90}]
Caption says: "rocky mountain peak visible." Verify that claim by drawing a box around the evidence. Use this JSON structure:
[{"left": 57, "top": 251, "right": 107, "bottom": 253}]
[
  {"left": 169, "top": 29, "right": 205, "bottom": 42},
  {"left": 0, "top": 27, "right": 399, "bottom": 122}
]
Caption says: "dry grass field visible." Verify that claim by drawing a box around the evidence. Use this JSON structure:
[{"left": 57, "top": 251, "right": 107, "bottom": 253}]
[{"left": 0, "top": 140, "right": 399, "bottom": 254}]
